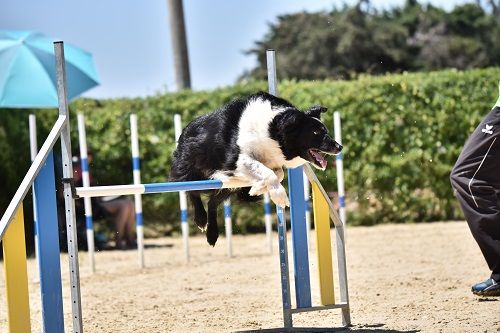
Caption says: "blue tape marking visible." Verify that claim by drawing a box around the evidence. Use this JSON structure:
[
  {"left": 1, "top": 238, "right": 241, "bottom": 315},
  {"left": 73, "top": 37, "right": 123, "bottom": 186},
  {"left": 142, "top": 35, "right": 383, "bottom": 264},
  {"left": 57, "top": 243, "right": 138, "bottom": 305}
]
[
  {"left": 136, "top": 212, "right": 143, "bottom": 226},
  {"left": 132, "top": 157, "right": 140, "bottom": 171},
  {"left": 85, "top": 215, "right": 93, "bottom": 230},
  {"left": 144, "top": 180, "right": 223, "bottom": 193},
  {"left": 336, "top": 153, "right": 343, "bottom": 161},
  {"left": 34, "top": 150, "right": 65, "bottom": 333},
  {"left": 180, "top": 209, "right": 188, "bottom": 222},
  {"left": 339, "top": 196, "right": 346, "bottom": 208},
  {"left": 264, "top": 202, "right": 272, "bottom": 215},
  {"left": 224, "top": 204, "right": 232, "bottom": 218},
  {"left": 81, "top": 157, "right": 88, "bottom": 172},
  {"left": 288, "top": 166, "right": 312, "bottom": 308}
]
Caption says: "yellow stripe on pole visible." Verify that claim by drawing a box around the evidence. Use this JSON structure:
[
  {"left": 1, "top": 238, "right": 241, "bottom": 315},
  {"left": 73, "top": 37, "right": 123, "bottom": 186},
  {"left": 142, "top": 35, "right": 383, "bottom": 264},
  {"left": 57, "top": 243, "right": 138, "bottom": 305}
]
[
  {"left": 2, "top": 206, "right": 31, "bottom": 333},
  {"left": 311, "top": 182, "right": 335, "bottom": 305}
]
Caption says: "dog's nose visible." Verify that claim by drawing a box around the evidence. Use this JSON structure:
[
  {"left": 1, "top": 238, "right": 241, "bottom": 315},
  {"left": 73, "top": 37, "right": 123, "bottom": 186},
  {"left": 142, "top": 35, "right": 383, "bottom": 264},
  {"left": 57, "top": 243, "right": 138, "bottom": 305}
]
[{"left": 335, "top": 142, "right": 343, "bottom": 153}]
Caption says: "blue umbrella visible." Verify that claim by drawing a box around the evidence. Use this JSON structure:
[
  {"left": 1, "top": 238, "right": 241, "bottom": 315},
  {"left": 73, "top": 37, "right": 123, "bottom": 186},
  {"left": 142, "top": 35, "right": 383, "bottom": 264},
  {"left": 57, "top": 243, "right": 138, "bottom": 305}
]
[{"left": 0, "top": 30, "right": 99, "bottom": 108}]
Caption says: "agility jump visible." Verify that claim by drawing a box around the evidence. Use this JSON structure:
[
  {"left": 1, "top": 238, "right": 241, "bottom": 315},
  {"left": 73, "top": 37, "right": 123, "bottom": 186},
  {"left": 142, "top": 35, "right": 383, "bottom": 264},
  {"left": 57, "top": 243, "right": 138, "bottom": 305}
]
[
  {"left": 0, "top": 43, "right": 350, "bottom": 332},
  {"left": 69, "top": 111, "right": 276, "bottom": 268}
]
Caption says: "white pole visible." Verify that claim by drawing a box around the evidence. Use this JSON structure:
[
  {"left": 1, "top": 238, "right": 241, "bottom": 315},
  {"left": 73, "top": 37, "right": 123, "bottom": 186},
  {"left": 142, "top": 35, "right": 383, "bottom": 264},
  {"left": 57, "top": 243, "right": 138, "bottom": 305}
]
[
  {"left": 130, "top": 114, "right": 145, "bottom": 268},
  {"left": 263, "top": 193, "right": 272, "bottom": 253},
  {"left": 224, "top": 199, "right": 233, "bottom": 257},
  {"left": 303, "top": 171, "right": 311, "bottom": 248},
  {"left": 334, "top": 112, "right": 346, "bottom": 224},
  {"left": 29, "top": 114, "right": 39, "bottom": 261},
  {"left": 77, "top": 113, "right": 95, "bottom": 273},
  {"left": 174, "top": 114, "right": 190, "bottom": 261}
]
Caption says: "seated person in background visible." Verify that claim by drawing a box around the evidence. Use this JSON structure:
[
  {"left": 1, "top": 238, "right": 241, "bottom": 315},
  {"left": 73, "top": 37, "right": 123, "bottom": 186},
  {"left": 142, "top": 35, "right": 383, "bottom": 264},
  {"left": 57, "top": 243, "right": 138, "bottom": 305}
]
[{"left": 73, "top": 150, "right": 137, "bottom": 250}]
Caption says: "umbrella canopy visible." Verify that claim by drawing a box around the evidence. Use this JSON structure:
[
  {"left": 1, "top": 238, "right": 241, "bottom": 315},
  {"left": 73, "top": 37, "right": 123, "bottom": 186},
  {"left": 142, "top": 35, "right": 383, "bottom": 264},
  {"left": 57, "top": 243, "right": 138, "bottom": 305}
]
[{"left": 0, "top": 30, "right": 99, "bottom": 108}]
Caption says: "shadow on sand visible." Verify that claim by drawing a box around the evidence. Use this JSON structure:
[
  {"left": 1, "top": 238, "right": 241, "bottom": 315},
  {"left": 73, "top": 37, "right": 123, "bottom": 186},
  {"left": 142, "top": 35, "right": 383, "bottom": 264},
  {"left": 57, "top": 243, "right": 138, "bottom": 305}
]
[{"left": 235, "top": 323, "right": 420, "bottom": 333}]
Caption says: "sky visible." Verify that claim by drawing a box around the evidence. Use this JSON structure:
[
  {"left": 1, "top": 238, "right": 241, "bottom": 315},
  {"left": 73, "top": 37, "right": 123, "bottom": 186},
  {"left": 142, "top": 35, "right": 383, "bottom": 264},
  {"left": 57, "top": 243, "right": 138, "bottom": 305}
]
[{"left": 1, "top": 0, "right": 471, "bottom": 99}]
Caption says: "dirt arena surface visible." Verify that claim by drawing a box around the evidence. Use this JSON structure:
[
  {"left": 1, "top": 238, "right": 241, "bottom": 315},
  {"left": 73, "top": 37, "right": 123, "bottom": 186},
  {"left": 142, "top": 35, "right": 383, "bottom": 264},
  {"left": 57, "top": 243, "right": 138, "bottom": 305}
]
[{"left": 1, "top": 221, "right": 499, "bottom": 332}]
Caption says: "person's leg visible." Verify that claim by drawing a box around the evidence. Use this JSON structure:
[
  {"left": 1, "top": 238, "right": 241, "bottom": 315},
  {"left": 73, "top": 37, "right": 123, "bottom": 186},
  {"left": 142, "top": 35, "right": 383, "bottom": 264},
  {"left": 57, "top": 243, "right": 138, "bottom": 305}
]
[
  {"left": 100, "top": 199, "right": 130, "bottom": 249},
  {"left": 123, "top": 199, "right": 137, "bottom": 247},
  {"left": 450, "top": 106, "right": 500, "bottom": 293}
]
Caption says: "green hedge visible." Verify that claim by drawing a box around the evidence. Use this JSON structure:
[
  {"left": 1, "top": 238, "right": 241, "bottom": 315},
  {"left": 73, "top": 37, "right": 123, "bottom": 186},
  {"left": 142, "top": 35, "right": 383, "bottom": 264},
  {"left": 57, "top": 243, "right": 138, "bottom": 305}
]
[{"left": 1, "top": 67, "right": 499, "bottom": 235}]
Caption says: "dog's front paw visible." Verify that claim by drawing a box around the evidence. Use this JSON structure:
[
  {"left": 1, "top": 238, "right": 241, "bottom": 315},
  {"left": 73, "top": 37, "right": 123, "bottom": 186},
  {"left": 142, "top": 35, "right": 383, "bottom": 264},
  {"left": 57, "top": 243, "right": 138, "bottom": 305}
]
[
  {"left": 194, "top": 211, "right": 208, "bottom": 231},
  {"left": 206, "top": 229, "right": 219, "bottom": 247},
  {"left": 269, "top": 184, "right": 290, "bottom": 208},
  {"left": 206, "top": 222, "right": 219, "bottom": 247},
  {"left": 249, "top": 181, "right": 267, "bottom": 196}
]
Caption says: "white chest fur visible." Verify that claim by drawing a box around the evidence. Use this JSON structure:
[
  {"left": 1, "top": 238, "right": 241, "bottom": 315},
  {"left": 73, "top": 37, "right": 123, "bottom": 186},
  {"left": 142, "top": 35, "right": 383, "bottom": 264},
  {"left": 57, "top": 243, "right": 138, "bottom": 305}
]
[{"left": 236, "top": 99, "right": 289, "bottom": 169}]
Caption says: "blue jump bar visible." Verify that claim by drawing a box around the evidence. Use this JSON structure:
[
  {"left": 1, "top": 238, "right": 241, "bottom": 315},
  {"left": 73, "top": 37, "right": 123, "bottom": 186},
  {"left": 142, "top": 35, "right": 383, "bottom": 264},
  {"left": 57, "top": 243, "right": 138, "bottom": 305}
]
[
  {"left": 143, "top": 179, "right": 223, "bottom": 194},
  {"left": 76, "top": 179, "right": 243, "bottom": 198}
]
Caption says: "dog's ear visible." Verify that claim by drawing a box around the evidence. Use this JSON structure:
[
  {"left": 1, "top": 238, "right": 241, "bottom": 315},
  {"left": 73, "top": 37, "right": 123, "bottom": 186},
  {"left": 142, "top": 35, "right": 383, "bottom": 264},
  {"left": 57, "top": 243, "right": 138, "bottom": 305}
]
[{"left": 306, "top": 105, "right": 327, "bottom": 119}]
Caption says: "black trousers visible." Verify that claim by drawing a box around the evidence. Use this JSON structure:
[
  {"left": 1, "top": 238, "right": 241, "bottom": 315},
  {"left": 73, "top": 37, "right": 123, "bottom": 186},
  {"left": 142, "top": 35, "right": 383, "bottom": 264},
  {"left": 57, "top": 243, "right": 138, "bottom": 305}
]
[{"left": 450, "top": 106, "right": 500, "bottom": 282}]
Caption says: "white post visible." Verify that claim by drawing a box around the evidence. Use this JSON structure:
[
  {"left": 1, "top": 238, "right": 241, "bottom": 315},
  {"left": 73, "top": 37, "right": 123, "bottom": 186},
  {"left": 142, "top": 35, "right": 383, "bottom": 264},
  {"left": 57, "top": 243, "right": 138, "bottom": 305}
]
[
  {"left": 174, "top": 114, "right": 190, "bottom": 261},
  {"left": 29, "top": 114, "right": 39, "bottom": 261},
  {"left": 77, "top": 113, "right": 96, "bottom": 273},
  {"left": 334, "top": 111, "right": 346, "bottom": 224},
  {"left": 224, "top": 199, "right": 233, "bottom": 257},
  {"left": 263, "top": 193, "right": 272, "bottom": 254},
  {"left": 130, "top": 114, "right": 145, "bottom": 268}
]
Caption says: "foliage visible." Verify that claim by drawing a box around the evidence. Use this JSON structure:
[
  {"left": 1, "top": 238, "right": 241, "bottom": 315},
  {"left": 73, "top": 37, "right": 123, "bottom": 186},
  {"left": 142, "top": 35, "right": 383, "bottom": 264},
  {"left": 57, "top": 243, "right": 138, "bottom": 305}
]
[
  {"left": 242, "top": 0, "right": 500, "bottom": 81},
  {"left": 1, "top": 67, "right": 499, "bottom": 235}
]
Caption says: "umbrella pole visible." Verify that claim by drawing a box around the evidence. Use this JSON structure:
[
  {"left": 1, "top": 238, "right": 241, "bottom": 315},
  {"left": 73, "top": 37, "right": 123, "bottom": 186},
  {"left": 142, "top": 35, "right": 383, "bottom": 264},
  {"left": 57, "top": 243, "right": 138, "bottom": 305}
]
[{"left": 55, "top": 41, "right": 84, "bottom": 333}]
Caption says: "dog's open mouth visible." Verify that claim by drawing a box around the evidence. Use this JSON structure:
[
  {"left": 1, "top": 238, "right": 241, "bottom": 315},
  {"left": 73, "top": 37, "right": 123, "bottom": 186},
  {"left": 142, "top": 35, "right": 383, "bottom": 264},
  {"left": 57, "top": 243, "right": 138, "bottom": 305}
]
[{"left": 308, "top": 149, "right": 328, "bottom": 170}]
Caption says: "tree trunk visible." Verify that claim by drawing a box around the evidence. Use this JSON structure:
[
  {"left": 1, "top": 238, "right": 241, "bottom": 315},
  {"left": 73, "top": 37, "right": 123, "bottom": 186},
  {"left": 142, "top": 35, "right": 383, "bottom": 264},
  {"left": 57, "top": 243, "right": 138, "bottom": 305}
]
[{"left": 167, "top": 0, "right": 191, "bottom": 90}]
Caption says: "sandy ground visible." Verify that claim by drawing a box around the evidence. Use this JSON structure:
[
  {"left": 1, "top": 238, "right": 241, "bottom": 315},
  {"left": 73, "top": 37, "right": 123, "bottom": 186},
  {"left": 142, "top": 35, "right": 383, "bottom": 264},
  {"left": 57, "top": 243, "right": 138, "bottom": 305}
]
[{"left": 1, "top": 221, "right": 499, "bottom": 333}]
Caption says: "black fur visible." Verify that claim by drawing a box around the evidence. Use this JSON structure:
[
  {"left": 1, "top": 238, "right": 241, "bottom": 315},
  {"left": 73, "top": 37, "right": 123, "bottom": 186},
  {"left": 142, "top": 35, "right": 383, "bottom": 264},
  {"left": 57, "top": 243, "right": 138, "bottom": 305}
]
[{"left": 170, "top": 92, "right": 341, "bottom": 246}]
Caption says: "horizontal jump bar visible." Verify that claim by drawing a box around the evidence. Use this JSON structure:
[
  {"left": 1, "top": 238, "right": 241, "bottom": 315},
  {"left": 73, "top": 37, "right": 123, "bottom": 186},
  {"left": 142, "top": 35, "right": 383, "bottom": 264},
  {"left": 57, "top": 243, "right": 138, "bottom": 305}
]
[
  {"left": 290, "top": 302, "right": 349, "bottom": 314},
  {"left": 76, "top": 179, "right": 252, "bottom": 198}
]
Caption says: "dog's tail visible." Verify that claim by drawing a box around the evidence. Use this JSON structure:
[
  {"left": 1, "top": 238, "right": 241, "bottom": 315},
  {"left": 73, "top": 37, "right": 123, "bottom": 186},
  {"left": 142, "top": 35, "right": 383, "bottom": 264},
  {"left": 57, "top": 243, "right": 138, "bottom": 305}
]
[{"left": 235, "top": 187, "right": 262, "bottom": 203}]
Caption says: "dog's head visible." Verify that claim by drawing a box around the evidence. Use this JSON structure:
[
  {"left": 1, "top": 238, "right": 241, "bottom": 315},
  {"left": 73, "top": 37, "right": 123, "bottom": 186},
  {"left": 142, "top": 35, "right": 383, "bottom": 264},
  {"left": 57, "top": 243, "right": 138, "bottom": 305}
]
[{"left": 271, "top": 105, "right": 342, "bottom": 170}]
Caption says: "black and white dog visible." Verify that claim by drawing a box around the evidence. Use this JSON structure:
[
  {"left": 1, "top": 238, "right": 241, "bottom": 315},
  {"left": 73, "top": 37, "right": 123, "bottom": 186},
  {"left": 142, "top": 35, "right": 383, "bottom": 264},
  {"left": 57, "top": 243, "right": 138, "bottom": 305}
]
[{"left": 170, "top": 92, "right": 342, "bottom": 246}]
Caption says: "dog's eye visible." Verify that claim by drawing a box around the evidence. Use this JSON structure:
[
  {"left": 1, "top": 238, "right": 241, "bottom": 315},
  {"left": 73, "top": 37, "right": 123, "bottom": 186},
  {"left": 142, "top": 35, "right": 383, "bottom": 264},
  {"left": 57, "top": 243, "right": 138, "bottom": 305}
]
[{"left": 313, "top": 131, "right": 320, "bottom": 135}]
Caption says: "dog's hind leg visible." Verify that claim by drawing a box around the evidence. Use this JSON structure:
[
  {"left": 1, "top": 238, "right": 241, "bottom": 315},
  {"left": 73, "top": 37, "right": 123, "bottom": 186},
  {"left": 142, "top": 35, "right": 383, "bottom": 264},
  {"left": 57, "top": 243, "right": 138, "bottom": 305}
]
[
  {"left": 206, "top": 189, "right": 232, "bottom": 246},
  {"left": 188, "top": 192, "right": 208, "bottom": 231}
]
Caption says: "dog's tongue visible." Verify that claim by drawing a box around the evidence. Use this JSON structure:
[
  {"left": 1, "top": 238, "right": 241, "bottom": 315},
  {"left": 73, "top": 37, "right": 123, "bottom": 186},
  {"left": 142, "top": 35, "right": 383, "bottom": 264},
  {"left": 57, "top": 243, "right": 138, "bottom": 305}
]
[{"left": 311, "top": 150, "right": 327, "bottom": 169}]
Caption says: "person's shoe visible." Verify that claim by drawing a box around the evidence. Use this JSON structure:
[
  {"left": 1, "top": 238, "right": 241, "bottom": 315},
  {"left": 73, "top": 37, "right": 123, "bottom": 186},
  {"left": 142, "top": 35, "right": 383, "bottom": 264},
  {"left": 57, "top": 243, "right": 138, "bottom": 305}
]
[{"left": 472, "top": 278, "right": 500, "bottom": 296}]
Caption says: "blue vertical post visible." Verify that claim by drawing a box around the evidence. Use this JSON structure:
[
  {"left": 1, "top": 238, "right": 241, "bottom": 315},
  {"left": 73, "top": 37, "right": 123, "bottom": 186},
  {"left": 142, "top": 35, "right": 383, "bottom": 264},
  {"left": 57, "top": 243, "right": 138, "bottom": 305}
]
[
  {"left": 288, "top": 166, "right": 312, "bottom": 308},
  {"left": 34, "top": 150, "right": 65, "bottom": 333}
]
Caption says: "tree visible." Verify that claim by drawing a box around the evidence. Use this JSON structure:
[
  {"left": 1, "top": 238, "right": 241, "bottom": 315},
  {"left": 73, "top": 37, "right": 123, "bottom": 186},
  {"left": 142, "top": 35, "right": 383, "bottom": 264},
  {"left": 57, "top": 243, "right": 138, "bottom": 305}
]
[
  {"left": 242, "top": 0, "right": 500, "bottom": 81},
  {"left": 167, "top": 0, "right": 191, "bottom": 90}
]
